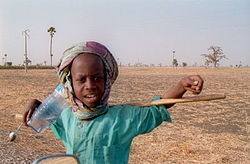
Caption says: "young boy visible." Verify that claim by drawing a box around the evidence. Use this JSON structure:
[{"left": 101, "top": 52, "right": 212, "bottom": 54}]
[{"left": 23, "top": 41, "right": 203, "bottom": 163}]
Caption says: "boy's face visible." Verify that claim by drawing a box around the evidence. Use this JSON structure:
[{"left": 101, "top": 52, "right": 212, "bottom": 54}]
[{"left": 71, "top": 53, "right": 105, "bottom": 108}]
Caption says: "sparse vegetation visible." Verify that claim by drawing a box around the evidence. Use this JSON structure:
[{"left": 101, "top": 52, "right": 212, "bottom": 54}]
[
  {"left": 0, "top": 65, "right": 55, "bottom": 69},
  {"left": 182, "top": 62, "right": 187, "bottom": 67},
  {"left": 6, "top": 62, "right": 12, "bottom": 66},
  {"left": 202, "top": 46, "right": 227, "bottom": 68},
  {"left": 172, "top": 59, "right": 178, "bottom": 67},
  {"left": 236, "top": 61, "right": 243, "bottom": 68}
]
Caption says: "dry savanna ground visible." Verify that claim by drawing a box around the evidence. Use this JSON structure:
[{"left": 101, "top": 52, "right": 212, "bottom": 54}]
[{"left": 0, "top": 67, "right": 249, "bottom": 163}]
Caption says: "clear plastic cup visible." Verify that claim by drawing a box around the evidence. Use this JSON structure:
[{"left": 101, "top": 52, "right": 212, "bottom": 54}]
[{"left": 27, "top": 85, "right": 68, "bottom": 134}]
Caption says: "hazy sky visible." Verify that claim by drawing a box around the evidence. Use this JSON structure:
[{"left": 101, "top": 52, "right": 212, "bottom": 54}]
[{"left": 0, "top": 0, "right": 249, "bottom": 66}]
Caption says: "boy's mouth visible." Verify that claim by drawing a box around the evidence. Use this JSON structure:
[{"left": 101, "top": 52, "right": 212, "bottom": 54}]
[
  {"left": 84, "top": 94, "right": 99, "bottom": 105},
  {"left": 85, "top": 94, "right": 96, "bottom": 98}
]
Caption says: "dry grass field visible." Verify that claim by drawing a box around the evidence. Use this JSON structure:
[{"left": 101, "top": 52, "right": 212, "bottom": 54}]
[{"left": 0, "top": 67, "right": 249, "bottom": 163}]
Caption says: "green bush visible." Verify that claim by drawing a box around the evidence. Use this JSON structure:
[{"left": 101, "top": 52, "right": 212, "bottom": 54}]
[
  {"left": 182, "top": 62, "right": 187, "bottom": 67},
  {"left": 6, "top": 62, "right": 12, "bottom": 66}
]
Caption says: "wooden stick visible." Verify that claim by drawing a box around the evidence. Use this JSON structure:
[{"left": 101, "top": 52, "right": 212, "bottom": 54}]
[
  {"left": 15, "top": 114, "right": 23, "bottom": 120},
  {"left": 15, "top": 94, "right": 226, "bottom": 120},
  {"left": 127, "top": 94, "right": 226, "bottom": 107}
]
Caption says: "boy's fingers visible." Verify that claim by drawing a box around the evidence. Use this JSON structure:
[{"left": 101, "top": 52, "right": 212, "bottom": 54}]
[
  {"left": 23, "top": 109, "right": 30, "bottom": 126},
  {"left": 182, "top": 75, "right": 203, "bottom": 94},
  {"left": 185, "top": 78, "right": 196, "bottom": 86},
  {"left": 193, "top": 80, "right": 198, "bottom": 85},
  {"left": 192, "top": 86, "right": 201, "bottom": 92},
  {"left": 23, "top": 99, "right": 41, "bottom": 126},
  {"left": 184, "top": 85, "right": 197, "bottom": 92},
  {"left": 27, "top": 110, "right": 32, "bottom": 121},
  {"left": 191, "top": 75, "right": 203, "bottom": 88},
  {"left": 22, "top": 112, "right": 28, "bottom": 126}
]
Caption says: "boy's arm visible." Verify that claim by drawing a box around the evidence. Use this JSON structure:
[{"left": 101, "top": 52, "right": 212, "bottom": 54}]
[{"left": 162, "top": 75, "right": 203, "bottom": 108}]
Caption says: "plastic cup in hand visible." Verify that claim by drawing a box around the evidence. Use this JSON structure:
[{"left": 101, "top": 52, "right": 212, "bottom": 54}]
[{"left": 27, "top": 85, "right": 68, "bottom": 134}]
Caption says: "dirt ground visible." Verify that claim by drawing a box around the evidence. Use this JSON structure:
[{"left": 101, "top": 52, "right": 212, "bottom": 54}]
[{"left": 0, "top": 67, "right": 249, "bottom": 163}]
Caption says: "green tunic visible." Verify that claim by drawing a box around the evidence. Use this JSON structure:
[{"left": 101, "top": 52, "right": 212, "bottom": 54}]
[{"left": 50, "top": 98, "right": 172, "bottom": 164}]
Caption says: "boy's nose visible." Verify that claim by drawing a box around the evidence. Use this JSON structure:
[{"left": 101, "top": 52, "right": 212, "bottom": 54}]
[{"left": 85, "top": 79, "right": 96, "bottom": 89}]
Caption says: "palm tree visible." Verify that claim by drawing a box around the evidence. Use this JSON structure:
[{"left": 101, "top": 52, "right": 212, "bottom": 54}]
[
  {"left": 202, "top": 46, "right": 227, "bottom": 68},
  {"left": 47, "top": 27, "right": 56, "bottom": 66}
]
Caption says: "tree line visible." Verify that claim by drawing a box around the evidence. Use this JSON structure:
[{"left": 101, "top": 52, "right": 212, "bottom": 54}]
[
  {"left": 1, "top": 26, "right": 56, "bottom": 69},
  {"left": 2, "top": 35, "right": 246, "bottom": 68},
  {"left": 172, "top": 46, "right": 228, "bottom": 68}
]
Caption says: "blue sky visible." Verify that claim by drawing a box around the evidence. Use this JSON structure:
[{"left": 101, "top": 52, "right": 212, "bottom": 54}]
[{"left": 0, "top": 0, "right": 249, "bottom": 66}]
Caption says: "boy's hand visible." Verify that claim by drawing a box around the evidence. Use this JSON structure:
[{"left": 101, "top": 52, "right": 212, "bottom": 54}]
[
  {"left": 162, "top": 75, "right": 203, "bottom": 108},
  {"left": 180, "top": 75, "right": 203, "bottom": 94},
  {"left": 22, "top": 99, "right": 41, "bottom": 126}
]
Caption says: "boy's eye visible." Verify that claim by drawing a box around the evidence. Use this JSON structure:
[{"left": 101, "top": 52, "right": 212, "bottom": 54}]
[
  {"left": 78, "top": 77, "right": 86, "bottom": 82},
  {"left": 94, "top": 77, "right": 103, "bottom": 81}
]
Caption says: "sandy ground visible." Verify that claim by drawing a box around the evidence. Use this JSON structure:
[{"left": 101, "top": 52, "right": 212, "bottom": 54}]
[{"left": 0, "top": 67, "right": 249, "bottom": 163}]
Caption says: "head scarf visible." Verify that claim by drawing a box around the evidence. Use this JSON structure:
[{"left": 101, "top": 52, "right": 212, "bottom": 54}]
[{"left": 57, "top": 41, "right": 118, "bottom": 120}]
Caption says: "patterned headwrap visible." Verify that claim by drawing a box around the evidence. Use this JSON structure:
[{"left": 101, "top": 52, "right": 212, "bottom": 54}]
[{"left": 57, "top": 41, "right": 118, "bottom": 120}]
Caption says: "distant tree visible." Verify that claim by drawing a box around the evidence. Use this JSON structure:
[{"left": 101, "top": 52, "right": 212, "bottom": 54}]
[
  {"left": 172, "top": 59, "right": 178, "bottom": 67},
  {"left": 236, "top": 61, "right": 242, "bottom": 68},
  {"left": 47, "top": 27, "right": 56, "bottom": 66},
  {"left": 204, "top": 59, "right": 211, "bottom": 67},
  {"left": 6, "top": 62, "right": 12, "bottom": 66},
  {"left": 201, "top": 46, "right": 227, "bottom": 68},
  {"left": 182, "top": 62, "right": 187, "bottom": 67}
]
